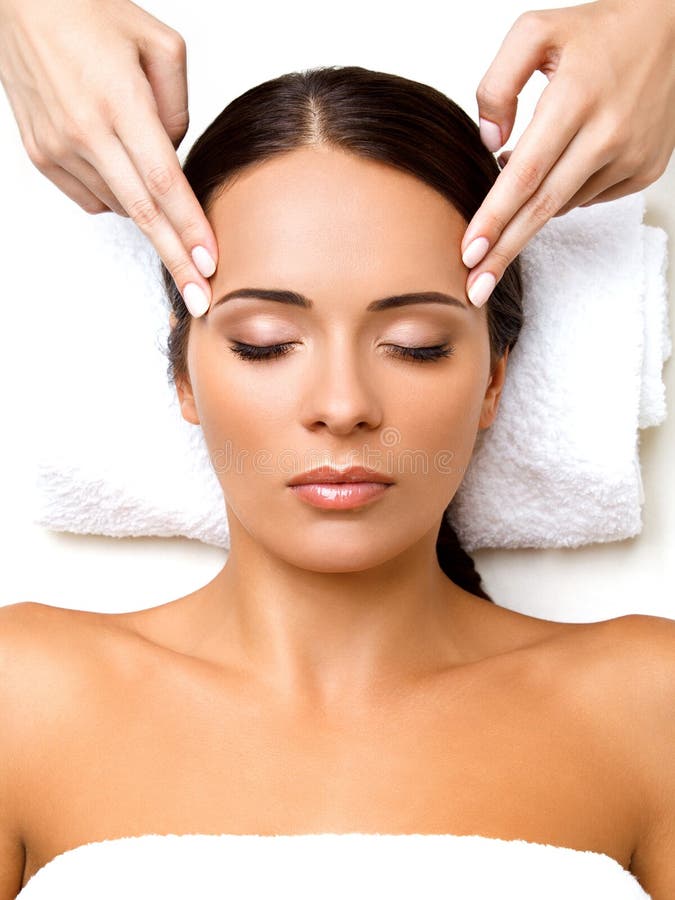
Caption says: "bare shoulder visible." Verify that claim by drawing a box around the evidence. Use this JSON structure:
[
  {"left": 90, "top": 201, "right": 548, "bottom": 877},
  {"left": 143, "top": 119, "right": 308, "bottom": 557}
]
[
  {"left": 0, "top": 603, "right": 140, "bottom": 807},
  {"left": 0, "top": 600, "right": 77, "bottom": 716},
  {"left": 0, "top": 601, "right": 150, "bottom": 895},
  {"left": 0, "top": 599, "right": 152, "bottom": 721},
  {"left": 566, "top": 612, "right": 675, "bottom": 713},
  {"left": 0, "top": 602, "right": 73, "bottom": 900},
  {"left": 0, "top": 601, "right": 114, "bottom": 741},
  {"left": 0, "top": 603, "right": 39, "bottom": 900},
  {"left": 552, "top": 613, "right": 675, "bottom": 898},
  {"left": 606, "top": 614, "right": 675, "bottom": 899},
  {"left": 0, "top": 599, "right": 128, "bottom": 681},
  {"left": 548, "top": 612, "right": 675, "bottom": 737}
]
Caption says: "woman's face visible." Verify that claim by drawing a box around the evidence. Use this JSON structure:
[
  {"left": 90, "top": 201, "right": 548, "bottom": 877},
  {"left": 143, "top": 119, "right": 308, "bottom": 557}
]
[{"left": 174, "top": 145, "right": 508, "bottom": 572}]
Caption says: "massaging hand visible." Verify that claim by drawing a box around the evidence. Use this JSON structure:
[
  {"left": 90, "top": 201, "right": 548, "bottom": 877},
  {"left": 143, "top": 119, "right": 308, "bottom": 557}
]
[
  {"left": 462, "top": 0, "right": 675, "bottom": 308},
  {"left": 0, "top": 0, "right": 217, "bottom": 317}
]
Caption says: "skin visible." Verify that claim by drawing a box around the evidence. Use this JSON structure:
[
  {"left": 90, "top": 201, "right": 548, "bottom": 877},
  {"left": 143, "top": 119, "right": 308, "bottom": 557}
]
[
  {"left": 3, "top": 1, "right": 673, "bottom": 315},
  {"left": 8, "top": 144, "right": 672, "bottom": 897},
  {"left": 464, "top": 0, "right": 675, "bottom": 305},
  {"left": 171, "top": 143, "right": 509, "bottom": 710}
]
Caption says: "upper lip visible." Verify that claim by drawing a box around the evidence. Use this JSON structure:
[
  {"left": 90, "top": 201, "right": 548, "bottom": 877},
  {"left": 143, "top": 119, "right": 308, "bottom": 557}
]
[{"left": 287, "top": 465, "right": 395, "bottom": 486}]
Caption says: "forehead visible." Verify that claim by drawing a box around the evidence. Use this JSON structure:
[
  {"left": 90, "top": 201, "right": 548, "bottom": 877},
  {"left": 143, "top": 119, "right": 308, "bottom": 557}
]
[{"left": 206, "top": 146, "right": 468, "bottom": 298}]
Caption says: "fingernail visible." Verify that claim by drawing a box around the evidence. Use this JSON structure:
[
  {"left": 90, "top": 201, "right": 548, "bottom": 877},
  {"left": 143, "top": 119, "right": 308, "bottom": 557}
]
[
  {"left": 191, "top": 245, "right": 217, "bottom": 278},
  {"left": 479, "top": 117, "right": 503, "bottom": 153},
  {"left": 183, "top": 282, "right": 210, "bottom": 317},
  {"left": 462, "top": 236, "right": 490, "bottom": 268},
  {"left": 468, "top": 272, "right": 496, "bottom": 308}
]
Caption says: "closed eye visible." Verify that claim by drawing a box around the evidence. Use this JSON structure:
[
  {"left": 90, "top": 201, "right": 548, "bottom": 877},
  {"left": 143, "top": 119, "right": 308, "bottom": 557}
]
[
  {"left": 228, "top": 341, "right": 294, "bottom": 361},
  {"left": 228, "top": 341, "right": 455, "bottom": 363},
  {"left": 385, "top": 344, "right": 455, "bottom": 363}
]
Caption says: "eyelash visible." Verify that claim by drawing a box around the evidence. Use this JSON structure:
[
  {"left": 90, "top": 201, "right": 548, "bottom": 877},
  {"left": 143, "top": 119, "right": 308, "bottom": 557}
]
[{"left": 228, "top": 341, "right": 455, "bottom": 364}]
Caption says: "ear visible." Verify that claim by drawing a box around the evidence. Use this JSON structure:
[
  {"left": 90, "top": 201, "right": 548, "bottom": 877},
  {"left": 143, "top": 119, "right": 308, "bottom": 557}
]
[
  {"left": 174, "top": 375, "right": 200, "bottom": 426},
  {"left": 169, "top": 311, "right": 200, "bottom": 425},
  {"left": 478, "top": 346, "right": 509, "bottom": 430}
]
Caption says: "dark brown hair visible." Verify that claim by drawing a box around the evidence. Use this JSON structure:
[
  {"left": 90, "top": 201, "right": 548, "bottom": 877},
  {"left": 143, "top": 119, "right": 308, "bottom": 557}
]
[{"left": 160, "top": 65, "right": 523, "bottom": 603}]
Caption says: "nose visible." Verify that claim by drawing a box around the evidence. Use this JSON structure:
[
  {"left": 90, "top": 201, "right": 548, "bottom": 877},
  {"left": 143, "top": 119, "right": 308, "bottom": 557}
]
[{"left": 299, "top": 335, "right": 383, "bottom": 436}]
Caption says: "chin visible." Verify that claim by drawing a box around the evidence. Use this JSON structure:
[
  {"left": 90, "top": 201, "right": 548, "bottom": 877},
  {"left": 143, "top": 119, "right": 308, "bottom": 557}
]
[{"left": 274, "top": 533, "right": 413, "bottom": 575}]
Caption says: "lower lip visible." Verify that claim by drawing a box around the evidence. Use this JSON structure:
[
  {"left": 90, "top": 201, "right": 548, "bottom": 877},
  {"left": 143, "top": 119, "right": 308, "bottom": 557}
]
[{"left": 289, "top": 482, "right": 393, "bottom": 509}]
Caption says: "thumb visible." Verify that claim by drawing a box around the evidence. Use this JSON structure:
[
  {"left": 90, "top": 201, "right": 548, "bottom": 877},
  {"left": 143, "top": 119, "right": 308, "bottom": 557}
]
[{"left": 476, "top": 10, "right": 556, "bottom": 152}]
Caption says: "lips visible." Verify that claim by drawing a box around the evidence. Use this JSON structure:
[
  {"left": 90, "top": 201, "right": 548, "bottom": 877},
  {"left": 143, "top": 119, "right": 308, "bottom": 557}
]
[
  {"left": 287, "top": 465, "right": 395, "bottom": 486},
  {"left": 288, "top": 481, "right": 393, "bottom": 510}
]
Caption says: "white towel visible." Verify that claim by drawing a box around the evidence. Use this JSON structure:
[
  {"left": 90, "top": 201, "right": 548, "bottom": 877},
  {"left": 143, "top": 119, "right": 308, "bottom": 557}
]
[
  {"left": 15, "top": 832, "right": 652, "bottom": 900},
  {"left": 30, "top": 191, "right": 670, "bottom": 551}
]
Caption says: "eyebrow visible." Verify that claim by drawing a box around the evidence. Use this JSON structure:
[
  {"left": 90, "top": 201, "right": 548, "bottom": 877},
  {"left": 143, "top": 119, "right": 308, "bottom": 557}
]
[{"left": 210, "top": 287, "right": 468, "bottom": 313}]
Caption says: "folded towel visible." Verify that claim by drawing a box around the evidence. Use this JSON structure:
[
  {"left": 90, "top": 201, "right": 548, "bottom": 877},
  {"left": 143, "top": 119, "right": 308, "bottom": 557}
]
[
  {"left": 15, "top": 832, "right": 652, "bottom": 900},
  {"left": 449, "top": 197, "right": 671, "bottom": 550},
  {"left": 30, "top": 191, "right": 670, "bottom": 551}
]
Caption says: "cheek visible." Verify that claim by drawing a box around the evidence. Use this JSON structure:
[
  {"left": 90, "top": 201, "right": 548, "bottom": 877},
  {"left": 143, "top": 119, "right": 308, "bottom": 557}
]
[
  {"left": 187, "top": 342, "right": 297, "bottom": 483},
  {"left": 399, "top": 361, "right": 487, "bottom": 455}
]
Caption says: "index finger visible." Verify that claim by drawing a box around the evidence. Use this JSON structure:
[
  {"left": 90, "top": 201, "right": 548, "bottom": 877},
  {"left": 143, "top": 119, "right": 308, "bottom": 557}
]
[
  {"left": 110, "top": 89, "right": 218, "bottom": 280},
  {"left": 461, "top": 80, "right": 585, "bottom": 268}
]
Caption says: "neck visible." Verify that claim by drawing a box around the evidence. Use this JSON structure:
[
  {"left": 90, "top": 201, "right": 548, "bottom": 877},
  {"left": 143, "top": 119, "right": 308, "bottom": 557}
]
[{"left": 191, "top": 519, "right": 477, "bottom": 712}]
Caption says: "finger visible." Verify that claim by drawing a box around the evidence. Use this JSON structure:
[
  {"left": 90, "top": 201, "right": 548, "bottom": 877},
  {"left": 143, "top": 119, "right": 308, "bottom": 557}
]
[
  {"left": 461, "top": 76, "right": 589, "bottom": 267},
  {"left": 20, "top": 109, "right": 130, "bottom": 217},
  {"left": 57, "top": 154, "right": 130, "bottom": 216},
  {"left": 475, "top": 10, "right": 556, "bottom": 151},
  {"left": 554, "top": 166, "right": 652, "bottom": 217},
  {"left": 577, "top": 177, "right": 650, "bottom": 206},
  {"left": 18, "top": 110, "right": 121, "bottom": 215},
  {"left": 109, "top": 80, "right": 218, "bottom": 280},
  {"left": 84, "top": 131, "right": 212, "bottom": 317},
  {"left": 29, "top": 157, "right": 113, "bottom": 215},
  {"left": 137, "top": 29, "right": 190, "bottom": 150},
  {"left": 465, "top": 128, "right": 609, "bottom": 308}
]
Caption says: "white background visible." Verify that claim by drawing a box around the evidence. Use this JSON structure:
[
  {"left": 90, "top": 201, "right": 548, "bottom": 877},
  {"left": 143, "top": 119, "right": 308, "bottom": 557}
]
[{"left": 1, "top": 0, "right": 673, "bottom": 622}]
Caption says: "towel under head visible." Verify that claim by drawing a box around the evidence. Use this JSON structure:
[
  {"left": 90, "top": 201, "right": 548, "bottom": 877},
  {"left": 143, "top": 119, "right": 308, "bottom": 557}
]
[{"left": 30, "top": 192, "right": 670, "bottom": 551}]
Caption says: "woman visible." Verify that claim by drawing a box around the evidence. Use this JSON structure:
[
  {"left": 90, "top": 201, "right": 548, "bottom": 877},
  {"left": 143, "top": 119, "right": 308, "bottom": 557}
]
[{"left": 2, "top": 65, "right": 672, "bottom": 900}]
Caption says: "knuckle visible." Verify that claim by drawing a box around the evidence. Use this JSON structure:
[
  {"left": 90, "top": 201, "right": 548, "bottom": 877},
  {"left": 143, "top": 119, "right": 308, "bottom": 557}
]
[
  {"left": 645, "top": 154, "right": 668, "bottom": 183},
  {"left": 25, "top": 139, "right": 51, "bottom": 171},
  {"left": 528, "top": 188, "right": 561, "bottom": 223},
  {"left": 30, "top": 127, "right": 68, "bottom": 162},
  {"left": 513, "top": 10, "right": 546, "bottom": 36},
  {"left": 481, "top": 207, "right": 510, "bottom": 238},
  {"left": 166, "top": 254, "right": 194, "bottom": 283},
  {"left": 599, "top": 116, "right": 625, "bottom": 157},
  {"left": 627, "top": 145, "right": 664, "bottom": 186},
  {"left": 634, "top": 162, "right": 661, "bottom": 189},
  {"left": 41, "top": 133, "right": 69, "bottom": 162},
  {"left": 512, "top": 159, "right": 542, "bottom": 194},
  {"left": 145, "top": 163, "right": 176, "bottom": 198},
  {"left": 62, "top": 115, "right": 95, "bottom": 150},
  {"left": 158, "top": 27, "right": 187, "bottom": 62},
  {"left": 128, "top": 195, "right": 162, "bottom": 230},
  {"left": 165, "top": 107, "right": 190, "bottom": 137},
  {"left": 476, "top": 80, "right": 508, "bottom": 109},
  {"left": 488, "top": 245, "right": 512, "bottom": 273},
  {"left": 623, "top": 150, "right": 650, "bottom": 179}
]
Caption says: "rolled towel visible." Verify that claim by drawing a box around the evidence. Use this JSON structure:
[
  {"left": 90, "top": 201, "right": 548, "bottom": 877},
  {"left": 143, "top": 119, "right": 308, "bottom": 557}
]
[{"left": 30, "top": 191, "right": 670, "bottom": 551}]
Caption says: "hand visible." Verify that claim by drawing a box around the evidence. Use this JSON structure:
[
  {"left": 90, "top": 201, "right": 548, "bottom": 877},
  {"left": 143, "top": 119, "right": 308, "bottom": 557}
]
[
  {"left": 0, "top": 0, "right": 217, "bottom": 317},
  {"left": 461, "top": 0, "right": 675, "bottom": 308}
]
